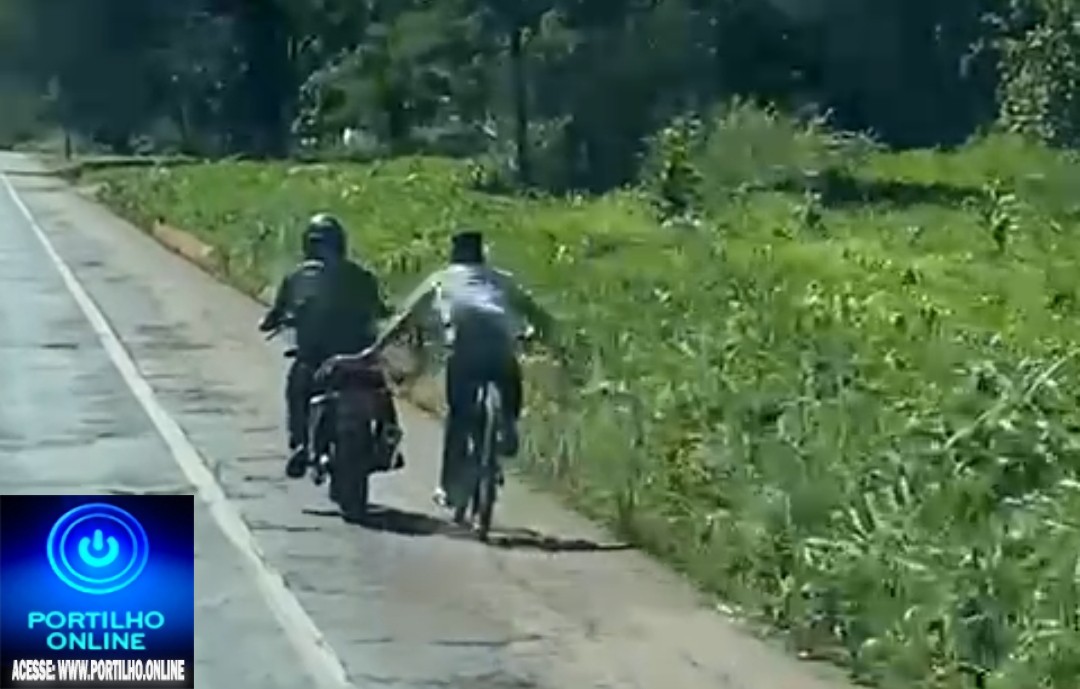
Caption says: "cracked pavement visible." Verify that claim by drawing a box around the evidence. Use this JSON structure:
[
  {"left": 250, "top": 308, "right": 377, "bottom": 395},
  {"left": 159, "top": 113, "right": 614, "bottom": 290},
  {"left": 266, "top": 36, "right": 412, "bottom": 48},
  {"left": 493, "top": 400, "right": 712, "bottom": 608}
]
[{"left": 0, "top": 152, "right": 859, "bottom": 689}]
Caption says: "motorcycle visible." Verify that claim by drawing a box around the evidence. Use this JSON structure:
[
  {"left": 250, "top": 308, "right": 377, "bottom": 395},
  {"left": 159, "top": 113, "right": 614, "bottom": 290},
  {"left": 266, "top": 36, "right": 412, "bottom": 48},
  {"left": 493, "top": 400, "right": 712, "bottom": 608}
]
[{"left": 266, "top": 323, "right": 399, "bottom": 522}]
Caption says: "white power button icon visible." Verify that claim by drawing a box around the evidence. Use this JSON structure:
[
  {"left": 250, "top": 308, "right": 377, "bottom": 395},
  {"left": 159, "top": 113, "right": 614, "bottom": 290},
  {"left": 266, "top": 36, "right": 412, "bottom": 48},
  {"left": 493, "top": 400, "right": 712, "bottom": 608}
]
[{"left": 77, "top": 529, "right": 120, "bottom": 568}]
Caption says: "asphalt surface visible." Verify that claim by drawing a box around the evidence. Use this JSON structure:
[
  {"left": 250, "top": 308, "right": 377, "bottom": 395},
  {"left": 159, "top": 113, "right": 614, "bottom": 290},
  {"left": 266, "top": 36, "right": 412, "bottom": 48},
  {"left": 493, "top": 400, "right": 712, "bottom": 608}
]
[{"left": 0, "top": 151, "right": 859, "bottom": 689}]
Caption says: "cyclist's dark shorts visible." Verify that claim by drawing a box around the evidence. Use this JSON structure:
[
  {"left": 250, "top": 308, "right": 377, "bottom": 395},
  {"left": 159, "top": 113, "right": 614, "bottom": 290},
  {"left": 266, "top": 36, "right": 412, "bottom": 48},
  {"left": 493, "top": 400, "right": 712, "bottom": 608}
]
[{"left": 444, "top": 315, "right": 520, "bottom": 417}]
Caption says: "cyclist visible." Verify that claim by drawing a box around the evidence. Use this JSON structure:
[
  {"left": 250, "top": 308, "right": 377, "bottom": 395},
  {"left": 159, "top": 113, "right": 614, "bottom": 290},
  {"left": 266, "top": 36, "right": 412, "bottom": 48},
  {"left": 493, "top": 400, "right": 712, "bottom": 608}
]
[
  {"left": 319, "top": 229, "right": 556, "bottom": 509},
  {"left": 259, "top": 213, "right": 402, "bottom": 477}
]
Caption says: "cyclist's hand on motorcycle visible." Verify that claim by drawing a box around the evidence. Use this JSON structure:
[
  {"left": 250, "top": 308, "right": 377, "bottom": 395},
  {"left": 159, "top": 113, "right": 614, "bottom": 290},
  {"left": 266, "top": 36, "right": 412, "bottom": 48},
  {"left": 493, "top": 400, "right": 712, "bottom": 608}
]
[
  {"left": 356, "top": 346, "right": 380, "bottom": 367},
  {"left": 318, "top": 348, "right": 377, "bottom": 381}
]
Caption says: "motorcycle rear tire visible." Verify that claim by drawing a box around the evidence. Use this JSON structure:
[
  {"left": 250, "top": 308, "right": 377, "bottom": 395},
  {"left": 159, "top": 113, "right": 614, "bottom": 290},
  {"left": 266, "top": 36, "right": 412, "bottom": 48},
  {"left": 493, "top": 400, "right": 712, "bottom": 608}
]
[{"left": 333, "top": 432, "right": 371, "bottom": 524}]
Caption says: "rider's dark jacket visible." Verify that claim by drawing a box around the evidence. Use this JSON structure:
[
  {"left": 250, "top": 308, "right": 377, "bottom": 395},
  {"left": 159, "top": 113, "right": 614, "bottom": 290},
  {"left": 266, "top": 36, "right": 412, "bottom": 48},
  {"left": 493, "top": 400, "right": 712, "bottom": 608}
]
[{"left": 260, "top": 258, "right": 390, "bottom": 365}]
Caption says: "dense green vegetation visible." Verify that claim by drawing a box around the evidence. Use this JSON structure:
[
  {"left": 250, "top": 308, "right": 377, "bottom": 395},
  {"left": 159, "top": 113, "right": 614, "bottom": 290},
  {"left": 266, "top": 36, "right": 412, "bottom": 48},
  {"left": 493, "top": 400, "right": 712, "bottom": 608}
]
[
  {"left": 91, "top": 112, "right": 1080, "bottom": 687},
  {"left": 10, "top": 0, "right": 1080, "bottom": 687}
]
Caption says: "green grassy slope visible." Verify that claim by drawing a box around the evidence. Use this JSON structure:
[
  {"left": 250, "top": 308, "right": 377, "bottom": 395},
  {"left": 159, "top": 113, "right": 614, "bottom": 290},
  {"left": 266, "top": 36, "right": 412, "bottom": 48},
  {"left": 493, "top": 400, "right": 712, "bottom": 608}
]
[{"left": 87, "top": 130, "right": 1080, "bottom": 688}]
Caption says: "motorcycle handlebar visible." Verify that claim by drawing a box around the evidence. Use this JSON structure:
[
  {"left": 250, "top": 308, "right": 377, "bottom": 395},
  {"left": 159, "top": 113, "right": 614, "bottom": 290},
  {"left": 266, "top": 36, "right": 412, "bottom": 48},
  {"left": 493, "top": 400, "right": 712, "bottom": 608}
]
[
  {"left": 264, "top": 315, "right": 298, "bottom": 338},
  {"left": 262, "top": 320, "right": 297, "bottom": 359}
]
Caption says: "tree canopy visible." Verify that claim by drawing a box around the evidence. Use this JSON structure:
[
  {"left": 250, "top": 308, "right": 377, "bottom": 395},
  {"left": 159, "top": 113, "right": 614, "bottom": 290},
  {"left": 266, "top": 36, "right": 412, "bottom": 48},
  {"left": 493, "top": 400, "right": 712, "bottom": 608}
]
[{"left": 1, "top": 0, "right": 1077, "bottom": 189}]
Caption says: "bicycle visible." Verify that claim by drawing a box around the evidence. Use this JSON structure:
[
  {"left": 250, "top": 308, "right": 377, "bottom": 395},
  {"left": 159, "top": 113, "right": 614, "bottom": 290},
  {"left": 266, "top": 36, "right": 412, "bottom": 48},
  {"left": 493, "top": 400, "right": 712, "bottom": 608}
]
[
  {"left": 401, "top": 323, "right": 540, "bottom": 542},
  {"left": 452, "top": 378, "right": 504, "bottom": 541}
]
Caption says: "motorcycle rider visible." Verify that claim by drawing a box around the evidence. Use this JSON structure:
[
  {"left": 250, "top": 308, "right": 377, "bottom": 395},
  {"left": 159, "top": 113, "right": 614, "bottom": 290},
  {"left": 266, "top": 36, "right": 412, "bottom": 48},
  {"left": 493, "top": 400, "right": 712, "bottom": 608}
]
[
  {"left": 259, "top": 213, "right": 402, "bottom": 478},
  {"left": 319, "top": 229, "right": 556, "bottom": 510}
]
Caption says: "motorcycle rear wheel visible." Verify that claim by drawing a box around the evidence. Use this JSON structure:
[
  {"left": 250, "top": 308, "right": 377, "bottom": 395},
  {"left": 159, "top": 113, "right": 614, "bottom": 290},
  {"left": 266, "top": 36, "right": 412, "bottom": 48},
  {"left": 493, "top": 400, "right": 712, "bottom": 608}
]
[{"left": 331, "top": 431, "right": 372, "bottom": 523}]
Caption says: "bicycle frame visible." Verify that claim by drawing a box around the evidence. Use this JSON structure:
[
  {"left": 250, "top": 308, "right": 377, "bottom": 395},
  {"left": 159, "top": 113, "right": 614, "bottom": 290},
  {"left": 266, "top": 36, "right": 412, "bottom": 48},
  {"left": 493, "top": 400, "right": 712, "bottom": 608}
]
[{"left": 454, "top": 379, "right": 502, "bottom": 540}]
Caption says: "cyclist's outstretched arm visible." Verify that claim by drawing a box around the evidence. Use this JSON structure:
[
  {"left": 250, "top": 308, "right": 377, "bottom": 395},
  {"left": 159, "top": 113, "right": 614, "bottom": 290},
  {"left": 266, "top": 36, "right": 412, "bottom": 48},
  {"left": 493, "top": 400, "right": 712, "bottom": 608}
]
[
  {"left": 371, "top": 271, "right": 439, "bottom": 352},
  {"left": 363, "top": 270, "right": 393, "bottom": 321}
]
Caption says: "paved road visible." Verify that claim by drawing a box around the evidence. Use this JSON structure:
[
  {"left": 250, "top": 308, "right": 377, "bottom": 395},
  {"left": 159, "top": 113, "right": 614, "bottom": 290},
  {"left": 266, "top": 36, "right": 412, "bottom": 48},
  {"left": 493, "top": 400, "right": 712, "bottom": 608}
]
[{"left": 0, "top": 152, "right": 858, "bottom": 689}]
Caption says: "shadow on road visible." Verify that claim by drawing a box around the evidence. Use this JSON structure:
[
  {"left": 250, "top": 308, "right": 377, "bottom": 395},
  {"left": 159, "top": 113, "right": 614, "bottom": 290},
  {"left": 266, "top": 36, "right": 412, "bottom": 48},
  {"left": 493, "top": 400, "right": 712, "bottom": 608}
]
[
  {"left": 301, "top": 504, "right": 634, "bottom": 553},
  {"left": 301, "top": 503, "right": 450, "bottom": 537},
  {"left": 357, "top": 503, "right": 453, "bottom": 536},
  {"left": 485, "top": 527, "right": 634, "bottom": 553}
]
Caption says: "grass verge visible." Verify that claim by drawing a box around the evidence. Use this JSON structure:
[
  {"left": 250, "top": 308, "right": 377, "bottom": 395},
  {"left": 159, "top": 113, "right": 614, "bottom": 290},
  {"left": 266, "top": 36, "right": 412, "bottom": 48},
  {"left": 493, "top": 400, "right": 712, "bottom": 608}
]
[{"left": 85, "top": 118, "right": 1080, "bottom": 688}]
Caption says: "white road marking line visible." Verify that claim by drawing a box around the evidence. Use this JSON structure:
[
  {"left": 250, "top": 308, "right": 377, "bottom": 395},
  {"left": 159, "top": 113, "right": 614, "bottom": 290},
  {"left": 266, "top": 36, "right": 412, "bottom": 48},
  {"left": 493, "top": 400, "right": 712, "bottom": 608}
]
[{"left": 1, "top": 173, "right": 353, "bottom": 689}]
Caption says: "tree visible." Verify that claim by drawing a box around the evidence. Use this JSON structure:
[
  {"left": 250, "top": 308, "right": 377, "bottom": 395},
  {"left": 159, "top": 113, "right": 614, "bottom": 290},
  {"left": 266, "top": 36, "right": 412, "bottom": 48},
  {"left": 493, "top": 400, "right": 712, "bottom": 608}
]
[{"left": 465, "top": 0, "right": 553, "bottom": 184}]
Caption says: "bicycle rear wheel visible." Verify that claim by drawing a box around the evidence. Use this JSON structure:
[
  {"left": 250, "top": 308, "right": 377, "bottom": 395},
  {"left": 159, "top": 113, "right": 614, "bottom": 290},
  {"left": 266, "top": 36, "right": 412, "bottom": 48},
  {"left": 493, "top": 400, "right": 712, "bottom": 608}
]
[{"left": 473, "top": 383, "right": 501, "bottom": 541}]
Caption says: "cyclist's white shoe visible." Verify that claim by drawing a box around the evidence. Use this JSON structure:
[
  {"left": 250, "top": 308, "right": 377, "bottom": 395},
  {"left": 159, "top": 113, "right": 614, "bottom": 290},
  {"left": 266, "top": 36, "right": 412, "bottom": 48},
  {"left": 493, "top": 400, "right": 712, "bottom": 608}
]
[{"left": 432, "top": 487, "right": 449, "bottom": 508}]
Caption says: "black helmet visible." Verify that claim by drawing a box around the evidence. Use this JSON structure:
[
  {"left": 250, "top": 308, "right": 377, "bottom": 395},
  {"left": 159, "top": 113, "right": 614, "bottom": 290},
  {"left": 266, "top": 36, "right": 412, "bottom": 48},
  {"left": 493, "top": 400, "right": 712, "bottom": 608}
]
[
  {"left": 303, "top": 213, "right": 347, "bottom": 259},
  {"left": 450, "top": 229, "right": 484, "bottom": 264}
]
